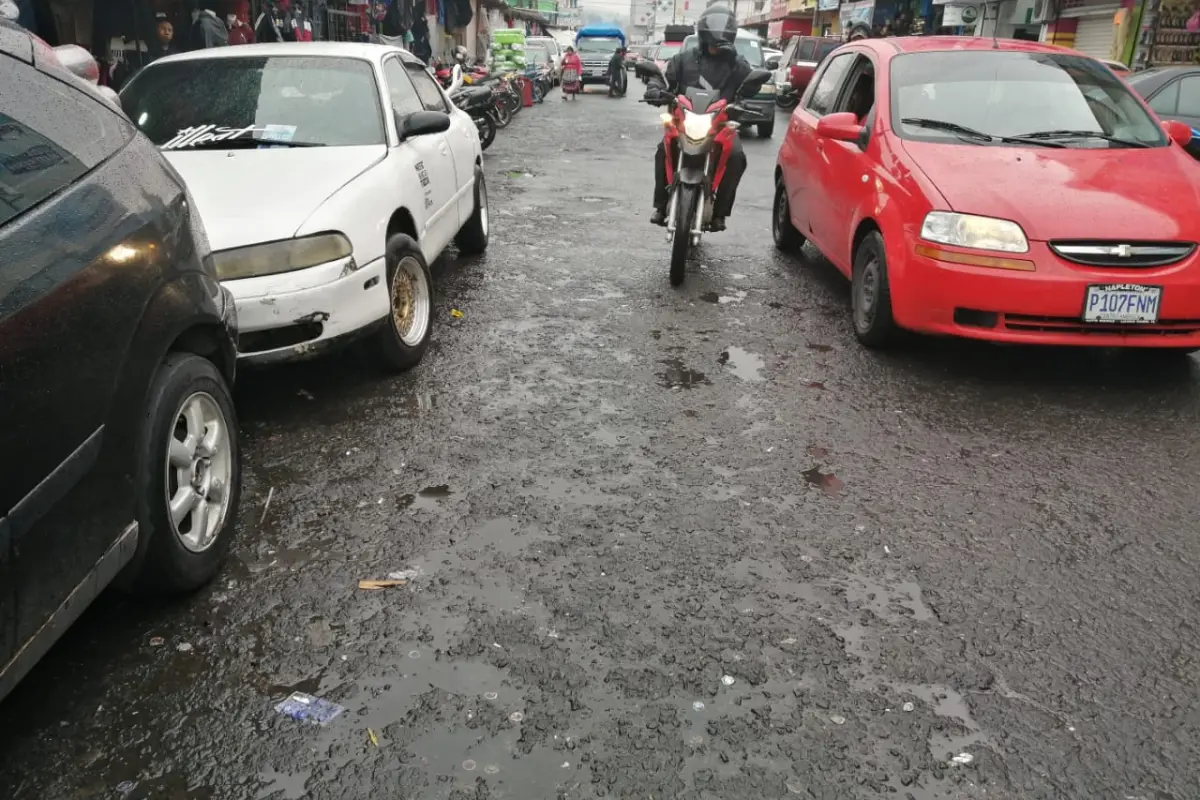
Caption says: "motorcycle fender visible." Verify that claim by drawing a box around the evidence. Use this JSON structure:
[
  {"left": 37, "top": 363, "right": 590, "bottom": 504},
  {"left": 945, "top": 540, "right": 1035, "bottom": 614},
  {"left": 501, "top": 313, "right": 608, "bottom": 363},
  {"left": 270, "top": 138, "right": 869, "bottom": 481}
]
[{"left": 676, "top": 164, "right": 706, "bottom": 185}]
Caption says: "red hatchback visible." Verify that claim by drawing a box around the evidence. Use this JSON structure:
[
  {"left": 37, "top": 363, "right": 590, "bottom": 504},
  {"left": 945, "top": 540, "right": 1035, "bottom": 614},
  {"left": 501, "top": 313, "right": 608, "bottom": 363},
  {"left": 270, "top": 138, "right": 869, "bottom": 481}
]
[{"left": 774, "top": 37, "right": 1200, "bottom": 350}]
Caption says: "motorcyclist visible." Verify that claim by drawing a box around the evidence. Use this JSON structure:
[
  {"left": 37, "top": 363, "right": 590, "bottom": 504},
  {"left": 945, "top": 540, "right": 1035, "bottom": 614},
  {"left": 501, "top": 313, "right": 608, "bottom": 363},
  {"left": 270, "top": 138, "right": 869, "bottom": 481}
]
[
  {"left": 608, "top": 45, "right": 626, "bottom": 84},
  {"left": 644, "top": 3, "right": 751, "bottom": 232}
]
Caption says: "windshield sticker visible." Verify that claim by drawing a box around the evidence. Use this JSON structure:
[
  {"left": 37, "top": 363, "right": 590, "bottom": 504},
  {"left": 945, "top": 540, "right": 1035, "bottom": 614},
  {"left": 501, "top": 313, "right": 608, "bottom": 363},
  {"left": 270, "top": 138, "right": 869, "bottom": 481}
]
[
  {"left": 162, "top": 124, "right": 265, "bottom": 150},
  {"left": 261, "top": 124, "right": 298, "bottom": 143},
  {"left": 162, "top": 124, "right": 298, "bottom": 150}
]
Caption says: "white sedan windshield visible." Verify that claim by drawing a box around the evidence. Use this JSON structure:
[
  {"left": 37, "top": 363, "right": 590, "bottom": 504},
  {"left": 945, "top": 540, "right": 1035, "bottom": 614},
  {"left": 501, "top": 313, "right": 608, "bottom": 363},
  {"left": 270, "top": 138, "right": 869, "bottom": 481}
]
[{"left": 121, "top": 56, "right": 386, "bottom": 149}]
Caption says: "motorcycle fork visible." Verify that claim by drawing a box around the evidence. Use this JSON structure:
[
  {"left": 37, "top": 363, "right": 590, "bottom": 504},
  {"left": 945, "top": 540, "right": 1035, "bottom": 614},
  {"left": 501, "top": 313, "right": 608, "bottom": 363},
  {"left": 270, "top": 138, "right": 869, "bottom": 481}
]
[{"left": 666, "top": 151, "right": 710, "bottom": 245}]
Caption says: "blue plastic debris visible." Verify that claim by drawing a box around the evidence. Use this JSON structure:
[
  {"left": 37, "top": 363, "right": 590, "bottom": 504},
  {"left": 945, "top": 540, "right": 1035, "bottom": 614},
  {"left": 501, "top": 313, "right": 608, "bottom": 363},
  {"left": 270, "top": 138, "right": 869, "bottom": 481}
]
[{"left": 273, "top": 692, "right": 345, "bottom": 726}]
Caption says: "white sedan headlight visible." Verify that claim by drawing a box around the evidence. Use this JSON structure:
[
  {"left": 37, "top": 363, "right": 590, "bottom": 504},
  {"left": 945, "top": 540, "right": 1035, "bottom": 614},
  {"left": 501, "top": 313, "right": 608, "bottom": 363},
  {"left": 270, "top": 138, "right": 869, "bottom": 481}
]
[
  {"left": 682, "top": 111, "right": 714, "bottom": 141},
  {"left": 920, "top": 211, "right": 1029, "bottom": 254},
  {"left": 213, "top": 233, "right": 353, "bottom": 280}
]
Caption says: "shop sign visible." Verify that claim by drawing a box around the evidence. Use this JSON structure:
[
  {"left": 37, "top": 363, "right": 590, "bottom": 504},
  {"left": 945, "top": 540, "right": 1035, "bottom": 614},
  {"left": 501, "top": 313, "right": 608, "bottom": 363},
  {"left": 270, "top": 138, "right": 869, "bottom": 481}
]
[
  {"left": 839, "top": 0, "right": 873, "bottom": 29},
  {"left": 787, "top": 0, "right": 817, "bottom": 12},
  {"left": 770, "top": 0, "right": 789, "bottom": 19},
  {"left": 818, "top": 0, "right": 840, "bottom": 9},
  {"left": 940, "top": 3, "right": 979, "bottom": 25},
  {"left": 768, "top": 20, "right": 784, "bottom": 37}
]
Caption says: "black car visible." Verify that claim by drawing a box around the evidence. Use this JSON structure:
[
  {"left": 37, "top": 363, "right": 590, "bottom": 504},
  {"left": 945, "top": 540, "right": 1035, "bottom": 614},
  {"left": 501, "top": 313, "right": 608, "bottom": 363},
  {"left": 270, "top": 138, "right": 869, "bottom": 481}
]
[
  {"left": 0, "top": 22, "right": 242, "bottom": 700},
  {"left": 1126, "top": 65, "right": 1200, "bottom": 159}
]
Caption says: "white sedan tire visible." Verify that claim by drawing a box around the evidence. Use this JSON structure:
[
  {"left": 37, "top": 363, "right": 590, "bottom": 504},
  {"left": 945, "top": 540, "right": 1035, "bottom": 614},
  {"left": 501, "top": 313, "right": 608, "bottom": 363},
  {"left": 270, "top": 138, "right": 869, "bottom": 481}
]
[{"left": 372, "top": 233, "right": 433, "bottom": 371}]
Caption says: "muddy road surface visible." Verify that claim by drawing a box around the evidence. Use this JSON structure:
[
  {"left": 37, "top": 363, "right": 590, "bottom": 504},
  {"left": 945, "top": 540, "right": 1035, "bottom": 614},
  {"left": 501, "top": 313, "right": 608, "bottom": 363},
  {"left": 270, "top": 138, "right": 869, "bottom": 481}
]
[{"left": 3, "top": 85, "right": 1200, "bottom": 800}]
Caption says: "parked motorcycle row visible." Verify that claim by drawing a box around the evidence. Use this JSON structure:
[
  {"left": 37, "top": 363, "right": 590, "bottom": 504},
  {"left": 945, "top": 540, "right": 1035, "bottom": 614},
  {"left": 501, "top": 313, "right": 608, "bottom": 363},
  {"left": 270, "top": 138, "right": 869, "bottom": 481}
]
[{"left": 433, "top": 62, "right": 558, "bottom": 152}]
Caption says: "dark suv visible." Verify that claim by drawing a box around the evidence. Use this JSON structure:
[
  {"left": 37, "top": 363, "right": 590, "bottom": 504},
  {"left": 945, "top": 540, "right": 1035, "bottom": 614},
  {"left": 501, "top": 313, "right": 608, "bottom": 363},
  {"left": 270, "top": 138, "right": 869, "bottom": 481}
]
[{"left": 0, "top": 22, "right": 241, "bottom": 700}]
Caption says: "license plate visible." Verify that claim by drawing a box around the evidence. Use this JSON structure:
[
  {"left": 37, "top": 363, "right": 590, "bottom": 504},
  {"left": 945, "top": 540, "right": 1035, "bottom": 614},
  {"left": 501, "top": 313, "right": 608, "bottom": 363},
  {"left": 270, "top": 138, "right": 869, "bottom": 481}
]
[{"left": 1082, "top": 283, "right": 1162, "bottom": 324}]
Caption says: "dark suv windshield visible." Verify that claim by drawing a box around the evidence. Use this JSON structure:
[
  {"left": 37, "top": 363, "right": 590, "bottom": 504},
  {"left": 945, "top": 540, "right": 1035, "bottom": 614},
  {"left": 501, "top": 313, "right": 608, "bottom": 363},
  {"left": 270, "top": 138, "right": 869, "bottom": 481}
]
[
  {"left": 890, "top": 51, "right": 1166, "bottom": 148},
  {"left": 120, "top": 56, "right": 386, "bottom": 149},
  {"left": 682, "top": 35, "right": 764, "bottom": 67}
]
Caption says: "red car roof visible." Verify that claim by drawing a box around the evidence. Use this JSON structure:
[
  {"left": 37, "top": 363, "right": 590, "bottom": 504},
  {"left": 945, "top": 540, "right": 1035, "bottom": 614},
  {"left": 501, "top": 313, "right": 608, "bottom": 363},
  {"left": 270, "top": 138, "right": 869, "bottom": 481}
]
[{"left": 863, "top": 35, "right": 1080, "bottom": 58}]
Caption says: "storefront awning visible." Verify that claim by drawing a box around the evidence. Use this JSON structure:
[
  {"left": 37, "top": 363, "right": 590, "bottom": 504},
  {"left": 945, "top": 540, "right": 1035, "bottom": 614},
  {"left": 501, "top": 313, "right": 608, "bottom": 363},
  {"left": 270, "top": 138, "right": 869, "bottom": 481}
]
[{"left": 506, "top": 6, "right": 550, "bottom": 25}]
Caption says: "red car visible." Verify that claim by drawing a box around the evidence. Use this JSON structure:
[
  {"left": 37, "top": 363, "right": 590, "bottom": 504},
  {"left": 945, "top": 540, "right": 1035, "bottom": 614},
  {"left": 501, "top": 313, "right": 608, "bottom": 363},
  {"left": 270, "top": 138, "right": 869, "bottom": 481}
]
[
  {"left": 774, "top": 36, "right": 1200, "bottom": 350},
  {"left": 776, "top": 36, "right": 840, "bottom": 109}
]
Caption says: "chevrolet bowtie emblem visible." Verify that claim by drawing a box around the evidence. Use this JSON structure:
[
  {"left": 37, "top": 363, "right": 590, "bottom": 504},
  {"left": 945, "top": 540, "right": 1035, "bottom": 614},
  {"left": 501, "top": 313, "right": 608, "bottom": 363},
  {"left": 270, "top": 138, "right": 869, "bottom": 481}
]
[{"left": 1112, "top": 244, "right": 1133, "bottom": 257}]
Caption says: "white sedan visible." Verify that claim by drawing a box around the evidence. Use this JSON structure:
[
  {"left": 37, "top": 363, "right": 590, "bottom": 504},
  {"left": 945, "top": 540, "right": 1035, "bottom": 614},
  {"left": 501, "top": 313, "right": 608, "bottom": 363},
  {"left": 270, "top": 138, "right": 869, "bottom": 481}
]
[{"left": 119, "top": 42, "right": 489, "bottom": 370}]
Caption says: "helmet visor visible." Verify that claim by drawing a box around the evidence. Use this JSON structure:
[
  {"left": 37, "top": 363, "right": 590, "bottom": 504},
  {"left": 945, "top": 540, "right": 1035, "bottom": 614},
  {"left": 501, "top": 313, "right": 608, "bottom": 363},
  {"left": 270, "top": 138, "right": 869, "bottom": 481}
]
[{"left": 699, "top": 7, "right": 737, "bottom": 40}]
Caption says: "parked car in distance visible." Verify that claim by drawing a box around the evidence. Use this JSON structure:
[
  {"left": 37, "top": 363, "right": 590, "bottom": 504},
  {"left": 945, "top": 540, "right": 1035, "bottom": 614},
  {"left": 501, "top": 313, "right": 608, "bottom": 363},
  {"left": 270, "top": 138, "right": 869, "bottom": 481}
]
[
  {"left": 776, "top": 35, "right": 840, "bottom": 109},
  {"left": 0, "top": 20, "right": 241, "bottom": 702},
  {"left": 651, "top": 40, "right": 684, "bottom": 80},
  {"left": 1127, "top": 65, "right": 1200, "bottom": 128},
  {"left": 774, "top": 36, "right": 1200, "bottom": 351},
  {"left": 1096, "top": 57, "right": 1131, "bottom": 76},
  {"left": 527, "top": 35, "right": 562, "bottom": 83},
  {"left": 119, "top": 42, "right": 489, "bottom": 371},
  {"left": 1126, "top": 65, "right": 1200, "bottom": 160},
  {"left": 626, "top": 43, "right": 652, "bottom": 69}
]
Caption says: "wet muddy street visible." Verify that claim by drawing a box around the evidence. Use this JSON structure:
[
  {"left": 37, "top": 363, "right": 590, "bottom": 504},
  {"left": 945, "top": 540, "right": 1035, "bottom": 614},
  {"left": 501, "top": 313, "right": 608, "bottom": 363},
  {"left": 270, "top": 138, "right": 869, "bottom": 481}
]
[{"left": 5, "top": 87, "right": 1200, "bottom": 800}]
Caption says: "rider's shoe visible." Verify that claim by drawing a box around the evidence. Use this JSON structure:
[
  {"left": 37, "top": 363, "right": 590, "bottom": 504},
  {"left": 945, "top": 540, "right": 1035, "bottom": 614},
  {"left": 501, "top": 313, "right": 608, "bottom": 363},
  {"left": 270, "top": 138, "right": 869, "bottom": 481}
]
[
  {"left": 709, "top": 216, "right": 727, "bottom": 232},
  {"left": 650, "top": 209, "right": 666, "bottom": 226}
]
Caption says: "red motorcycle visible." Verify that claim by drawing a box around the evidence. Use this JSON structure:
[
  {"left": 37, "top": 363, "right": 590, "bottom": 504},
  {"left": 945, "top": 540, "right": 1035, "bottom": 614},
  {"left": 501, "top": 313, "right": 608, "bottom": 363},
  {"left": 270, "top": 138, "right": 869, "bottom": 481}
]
[{"left": 638, "top": 62, "right": 769, "bottom": 285}]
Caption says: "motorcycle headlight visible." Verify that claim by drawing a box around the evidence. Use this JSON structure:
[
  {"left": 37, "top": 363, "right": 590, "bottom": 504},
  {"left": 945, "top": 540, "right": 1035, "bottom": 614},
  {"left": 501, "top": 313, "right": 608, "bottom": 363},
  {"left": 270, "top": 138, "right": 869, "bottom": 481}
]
[
  {"left": 212, "top": 233, "right": 354, "bottom": 280},
  {"left": 920, "top": 211, "right": 1029, "bottom": 254},
  {"left": 682, "top": 111, "right": 714, "bottom": 141}
]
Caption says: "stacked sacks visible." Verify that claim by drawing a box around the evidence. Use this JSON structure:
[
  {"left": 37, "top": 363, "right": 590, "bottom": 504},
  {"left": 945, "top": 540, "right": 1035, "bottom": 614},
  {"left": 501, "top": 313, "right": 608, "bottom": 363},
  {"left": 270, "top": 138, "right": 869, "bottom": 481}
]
[{"left": 491, "top": 29, "right": 526, "bottom": 72}]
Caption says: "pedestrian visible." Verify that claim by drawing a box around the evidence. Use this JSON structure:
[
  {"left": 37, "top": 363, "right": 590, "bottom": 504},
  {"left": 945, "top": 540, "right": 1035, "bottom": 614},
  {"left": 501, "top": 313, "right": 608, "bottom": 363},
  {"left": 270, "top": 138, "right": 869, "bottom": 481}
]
[
  {"left": 226, "top": 13, "right": 254, "bottom": 45},
  {"left": 561, "top": 46, "right": 582, "bottom": 100},
  {"left": 152, "top": 14, "right": 179, "bottom": 59},
  {"left": 188, "top": 0, "right": 228, "bottom": 49}
]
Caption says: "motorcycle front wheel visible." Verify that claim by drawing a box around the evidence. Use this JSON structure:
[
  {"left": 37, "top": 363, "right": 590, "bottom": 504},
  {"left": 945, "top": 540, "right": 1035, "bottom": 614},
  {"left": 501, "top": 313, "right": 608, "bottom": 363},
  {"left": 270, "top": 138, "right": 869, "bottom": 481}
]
[
  {"left": 493, "top": 103, "right": 511, "bottom": 128},
  {"left": 475, "top": 113, "right": 496, "bottom": 150},
  {"left": 670, "top": 185, "right": 699, "bottom": 287}
]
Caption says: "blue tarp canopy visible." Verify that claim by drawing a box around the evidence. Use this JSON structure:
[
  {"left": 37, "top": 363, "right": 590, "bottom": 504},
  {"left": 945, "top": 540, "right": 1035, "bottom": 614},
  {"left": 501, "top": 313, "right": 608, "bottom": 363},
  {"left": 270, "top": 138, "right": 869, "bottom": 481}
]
[{"left": 576, "top": 24, "right": 625, "bottom": 46}]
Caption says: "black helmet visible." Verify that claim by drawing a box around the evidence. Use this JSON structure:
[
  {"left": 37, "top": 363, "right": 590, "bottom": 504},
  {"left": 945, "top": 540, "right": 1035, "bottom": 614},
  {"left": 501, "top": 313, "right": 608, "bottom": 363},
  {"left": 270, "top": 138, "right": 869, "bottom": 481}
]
[{"left": 696, "top": 3, "right": 737, "bottom": 53}]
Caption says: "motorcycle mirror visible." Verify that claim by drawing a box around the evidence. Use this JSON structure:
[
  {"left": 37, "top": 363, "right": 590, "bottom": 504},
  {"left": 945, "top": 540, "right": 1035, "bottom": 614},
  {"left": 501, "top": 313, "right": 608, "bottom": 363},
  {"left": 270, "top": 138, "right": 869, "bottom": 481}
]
[
  {"left": 737, "top": 69, "right": 771, "bottom": 98},
  {"left": 634, "top": 60, "right": 663, "bottom": 81},
  {"left": 447, "top": 64, "right": 464, "bottom": 94}
]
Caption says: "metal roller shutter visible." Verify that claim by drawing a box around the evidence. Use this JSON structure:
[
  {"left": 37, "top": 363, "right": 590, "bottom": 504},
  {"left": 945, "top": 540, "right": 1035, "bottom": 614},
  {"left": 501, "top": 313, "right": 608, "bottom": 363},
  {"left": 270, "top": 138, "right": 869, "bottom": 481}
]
[{"left": 1073, "top": 14, "right": 1116, "bottom": 58}]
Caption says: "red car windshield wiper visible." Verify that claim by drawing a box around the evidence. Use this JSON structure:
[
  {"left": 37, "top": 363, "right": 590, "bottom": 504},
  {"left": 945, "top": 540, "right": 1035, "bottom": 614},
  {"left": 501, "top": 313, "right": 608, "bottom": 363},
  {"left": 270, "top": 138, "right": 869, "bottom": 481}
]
[
  {"left": 1014, "top": 129, "right": 1150, "bottom": 148},
  {"left": 901, "top": 117, "right": 1067, "bottom": 148}
]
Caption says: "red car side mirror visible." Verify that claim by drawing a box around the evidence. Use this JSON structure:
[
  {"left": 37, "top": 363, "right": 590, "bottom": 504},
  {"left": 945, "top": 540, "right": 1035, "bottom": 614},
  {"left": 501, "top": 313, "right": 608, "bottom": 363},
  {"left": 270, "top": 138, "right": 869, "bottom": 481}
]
[
  {"left": 1164, "top": 119, "right": 1192, "bottom": 147},
  {"left": 816, "top": 111, "right": 865, "bottom": 142}
]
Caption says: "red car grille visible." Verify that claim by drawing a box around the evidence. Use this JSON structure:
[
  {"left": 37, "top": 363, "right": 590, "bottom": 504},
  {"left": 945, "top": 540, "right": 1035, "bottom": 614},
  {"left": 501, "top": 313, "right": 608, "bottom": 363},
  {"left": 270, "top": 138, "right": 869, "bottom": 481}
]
[
  {"left": 1048, "top": 240, "right": 1195, "bottom": 268},
  {"left": 1002, "top": 313, "right": 1200, "bottom": 336}
]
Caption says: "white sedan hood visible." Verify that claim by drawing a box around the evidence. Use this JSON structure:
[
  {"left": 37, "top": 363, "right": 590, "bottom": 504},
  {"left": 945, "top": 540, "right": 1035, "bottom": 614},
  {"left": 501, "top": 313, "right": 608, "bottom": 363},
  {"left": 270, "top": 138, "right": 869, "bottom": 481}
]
[{"left": 165, "top": 146, "right": 386, "bottom": 251}]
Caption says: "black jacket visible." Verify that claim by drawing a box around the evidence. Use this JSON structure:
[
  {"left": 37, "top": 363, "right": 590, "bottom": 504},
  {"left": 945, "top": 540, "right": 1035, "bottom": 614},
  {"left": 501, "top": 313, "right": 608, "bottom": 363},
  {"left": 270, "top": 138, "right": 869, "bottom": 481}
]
[
  {"left": 647, "top": 46, "right": 752, "bottom": 105},
  {"left": 189, "top": 10, "right": 228, "bottom": 49}
]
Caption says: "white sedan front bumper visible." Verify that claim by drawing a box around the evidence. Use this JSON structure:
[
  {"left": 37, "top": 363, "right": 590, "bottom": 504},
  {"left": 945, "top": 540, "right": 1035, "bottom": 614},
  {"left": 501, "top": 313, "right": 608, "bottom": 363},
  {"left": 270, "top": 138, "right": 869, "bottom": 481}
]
[{"left": 225, "top": 255, "right": 389, "bottom": 365}]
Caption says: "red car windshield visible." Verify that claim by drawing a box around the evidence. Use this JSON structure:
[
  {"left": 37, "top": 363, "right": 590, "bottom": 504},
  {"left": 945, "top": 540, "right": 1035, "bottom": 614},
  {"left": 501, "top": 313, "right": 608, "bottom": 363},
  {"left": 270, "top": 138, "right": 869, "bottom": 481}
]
[
  {"left": 890, "top": 50, "right": 1166, "bottom": 148},
  {"left": 655, "top": 43, "right": 683, "bottom": 60}
]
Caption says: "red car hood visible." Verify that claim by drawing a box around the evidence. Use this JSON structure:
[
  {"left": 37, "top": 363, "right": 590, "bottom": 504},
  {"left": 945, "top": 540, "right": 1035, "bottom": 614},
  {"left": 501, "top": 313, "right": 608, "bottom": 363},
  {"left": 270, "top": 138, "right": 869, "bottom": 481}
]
[{"left": 901, "top": 140, "right": 1200, "bottom": 241}]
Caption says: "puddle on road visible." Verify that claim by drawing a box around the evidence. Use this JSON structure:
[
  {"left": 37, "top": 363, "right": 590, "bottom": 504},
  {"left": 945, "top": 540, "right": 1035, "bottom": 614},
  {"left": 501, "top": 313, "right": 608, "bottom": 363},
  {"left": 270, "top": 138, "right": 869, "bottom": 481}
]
[
  {"left": 845, "top": 578, "right": 934, "bottom": 622},
  {"left": 802, "top": 466, "right": 844, "bottom": 496},
  {"left": 718, "top": 347, "right": 764, "bottom": 383},
  {"left": 658, "top": 358, "right": 710, "bottom": 389},
  {"left": 699, "top": 290, "right": 747, "bottom": 304},
  {"left": 398, "top": 484, "right": 454, "bottom": 511},
  {"left": 256, "top": 768, "right": 310, "bottom": 800},
  {"left": 398, "top": 392, "right": 439, "bottom": 415}
]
